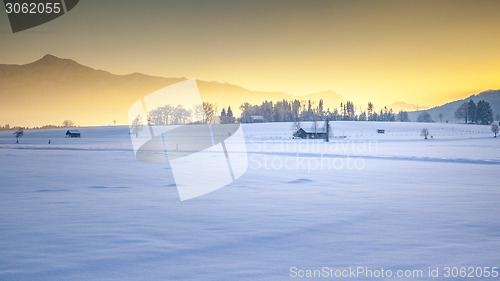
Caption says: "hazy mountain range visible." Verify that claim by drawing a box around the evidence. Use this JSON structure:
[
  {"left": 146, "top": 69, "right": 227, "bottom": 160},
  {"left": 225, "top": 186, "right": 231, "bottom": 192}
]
[
  {"left": 0, "top": 55, "right": 498, "bottom": 126},
  {"left": 0, "top": 55, "right": 343, "bottom": 126}
]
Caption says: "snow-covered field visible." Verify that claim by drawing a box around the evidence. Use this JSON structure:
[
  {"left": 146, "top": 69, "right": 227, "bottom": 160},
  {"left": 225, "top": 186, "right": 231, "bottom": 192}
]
[{"left": 1, "top": 121, "right": 499, "bottom": 280}]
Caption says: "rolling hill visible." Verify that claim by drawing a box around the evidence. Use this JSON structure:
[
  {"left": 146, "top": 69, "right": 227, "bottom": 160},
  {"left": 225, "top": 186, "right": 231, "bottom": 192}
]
[{"left": 407, "top": 90, "right": 500, "bottom": 123}]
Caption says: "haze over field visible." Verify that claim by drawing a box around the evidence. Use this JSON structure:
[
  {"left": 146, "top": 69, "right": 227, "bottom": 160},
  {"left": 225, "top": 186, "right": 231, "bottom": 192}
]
[{"left": 1, "top": 55, "right": 499, "bottom": 127}]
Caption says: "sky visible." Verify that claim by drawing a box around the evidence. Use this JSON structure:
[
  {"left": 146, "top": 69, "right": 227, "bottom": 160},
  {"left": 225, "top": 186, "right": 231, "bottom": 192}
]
[{"left": 1, "top": 0, "right": 500, "bottom": 108}]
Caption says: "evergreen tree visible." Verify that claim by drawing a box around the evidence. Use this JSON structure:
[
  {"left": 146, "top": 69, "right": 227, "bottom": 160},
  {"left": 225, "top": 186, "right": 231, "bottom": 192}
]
[
  {"left": 227, "top": 106, "right": 233, "bottom": 118},
  {"left": 317, "top": 99, "right": 324, "bottom": 118},
  {"left": 389, "top": 108, "right": 395, "bottom": 121},
  {"left": 398, "top": 111, "right": 410, "bottom": 122},
  {"left": 307, "top": 100, "right": 313, "bottom": 121},
  {"left": 359, "top": 111, "right": 367, "bottom": 121},
  {"left": 221, "top": 108, "right": 226, "bottom": 117},
  {"left": 292, "top": 99, "right": 301, "bottom": 121},
  {"left": 346, "top": 101, "right": 355, "bottom": 120},
  {"left": 467, "top": 100, "right": 477, "bottom": 124},
  {"left": 367, "top": 102, "right": 374, "bottom": 121},
  {"left": 455, "top": 102, "right": 468, "bottom": 123},
  {"left": 417, "top": 112, "right": 433, "bottom": 123},
  {"left": 476, "top": 100, "right": 493, "bottom": 125},
  {"left": 332, "top": 108, "right": 339, "bottom": 121}
]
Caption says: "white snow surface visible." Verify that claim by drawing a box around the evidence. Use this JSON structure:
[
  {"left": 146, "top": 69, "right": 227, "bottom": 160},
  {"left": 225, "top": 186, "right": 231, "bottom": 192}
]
[{"left": 1, "top": 121, "right": 499, "bottom": 280}]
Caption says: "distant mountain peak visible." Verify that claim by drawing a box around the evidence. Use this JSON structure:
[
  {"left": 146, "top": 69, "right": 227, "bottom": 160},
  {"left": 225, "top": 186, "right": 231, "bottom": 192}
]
[
  {"left": 41, "top": 54, "right": 59, "bottom": 60},
  {"left": 29, "top": 54, "right": 82, "bottom": 68},
  {"left": 306, "top": 89, "right": 340, "bottom": 96},
  {"left": 21, "top": 54, "right": 100, "bottom": 76},
  {"left": 37, "top": 54, "right": 71, "bottom": 62},
  {"left": 388, "top": 101, "right": 428, "bottom": 112}
]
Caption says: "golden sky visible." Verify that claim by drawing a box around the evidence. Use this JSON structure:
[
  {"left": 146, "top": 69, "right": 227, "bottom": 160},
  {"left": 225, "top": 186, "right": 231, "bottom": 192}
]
[{"left": 1, "top": 0, "right": 500, "bottom": 108}]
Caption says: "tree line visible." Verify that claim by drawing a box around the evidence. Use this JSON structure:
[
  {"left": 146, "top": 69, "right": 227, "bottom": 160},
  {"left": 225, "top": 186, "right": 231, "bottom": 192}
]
[
  {"left": 238, "top": 99, "right": 409, "bottom": 123},
  {"left": 146, "top": 103, "right": 236, "bottom": 125},
  {"left": 0, "top": 120, "right": 76, "bottom": 131},
  {"left": 455, "top": 99, "right": 494, "bottom": 125}
]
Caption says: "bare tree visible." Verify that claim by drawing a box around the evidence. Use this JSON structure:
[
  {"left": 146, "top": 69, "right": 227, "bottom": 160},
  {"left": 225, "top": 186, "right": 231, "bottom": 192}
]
[
  {"left": 193, "top": 102, "right": 217, "bottom": 124},
  {"left": 149, "top": 105, "right": 173, "bottom": 125},
  {"left": 62, "top": 120, "right": 75, "bottom": 127},
  {"left": 291, "top": 119, "right": 301, "bottom": 133},
  {"left": 492, "top": 124, "right": 499, "bottom": 138},
  {"left": 130, "top": 115, "right": 144, "bottom": 137},
  {"left": 193, "top": 104, "right": 206, "bottom": 123},
  {"left": 203, "top": 102, "right": 216, "bottom": 124},
  {"left": 310, "top": 119, "right": 319, "bottom": 137},
  {"left": 14, "top": 128, "right": 23, "bottom": 143},
  {"left": 172, "top": 105, "right": 192, "bottom": 124},
  {"left": 421, "top": 128, "right": 430, "bottom": 140}
]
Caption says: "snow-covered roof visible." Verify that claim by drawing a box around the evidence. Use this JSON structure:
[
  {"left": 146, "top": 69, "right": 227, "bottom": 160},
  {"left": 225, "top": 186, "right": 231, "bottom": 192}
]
[{"left": 297, "top": 128, "right": 326, "bottom": 134}]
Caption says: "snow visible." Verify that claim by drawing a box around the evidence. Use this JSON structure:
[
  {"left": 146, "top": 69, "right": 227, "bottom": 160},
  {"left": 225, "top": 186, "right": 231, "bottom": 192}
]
[{"left": 1, "top": 122, "right": 499, "bottom": 280}]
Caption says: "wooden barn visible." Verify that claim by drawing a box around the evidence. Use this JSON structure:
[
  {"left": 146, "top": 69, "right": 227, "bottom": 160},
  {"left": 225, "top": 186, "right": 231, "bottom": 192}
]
[
  {"left": 293, "top": 128, "right": 327, "bottom": 139},
  {"left": 66, "top": 130, "right": 81, "bottom": 138}
]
